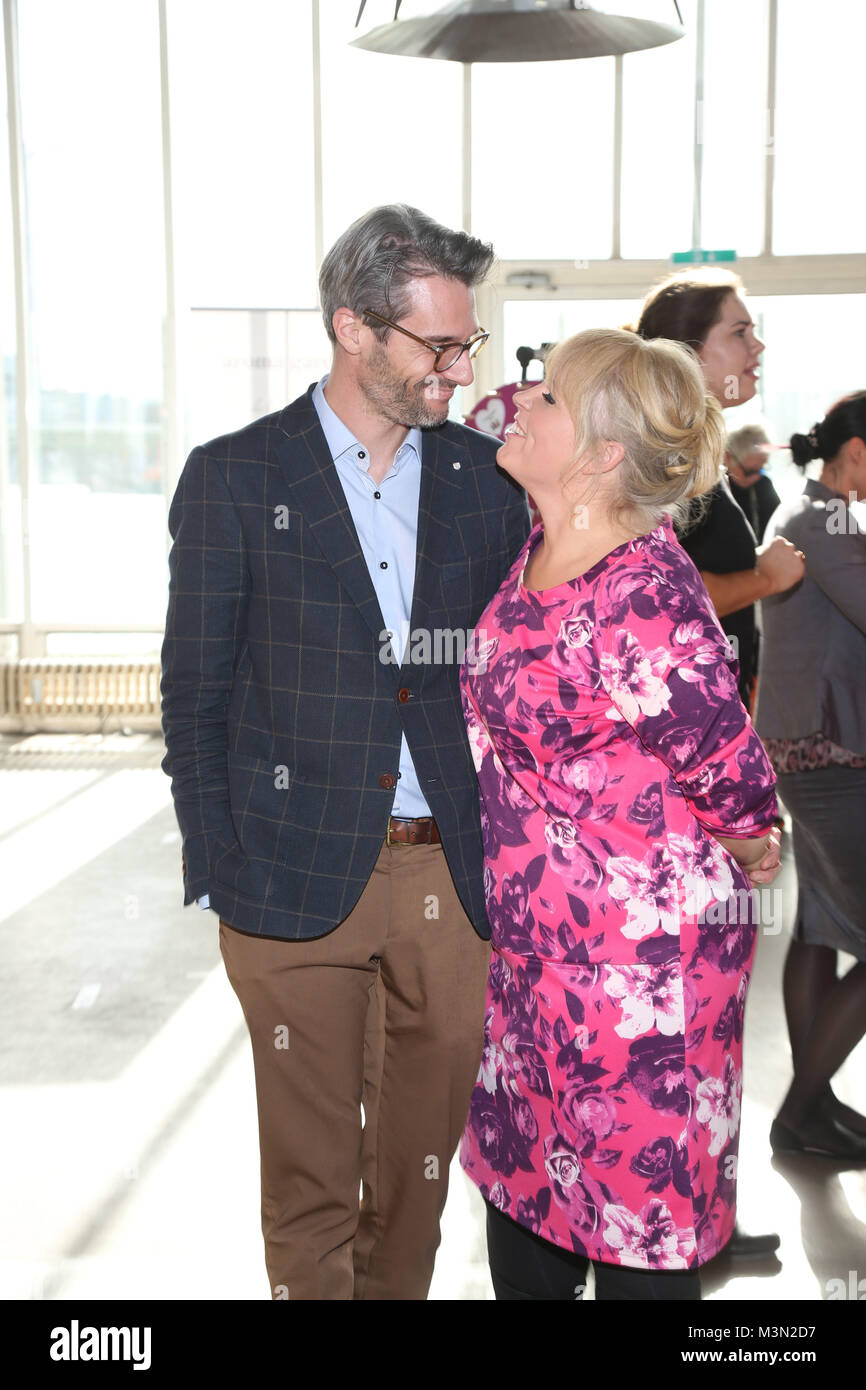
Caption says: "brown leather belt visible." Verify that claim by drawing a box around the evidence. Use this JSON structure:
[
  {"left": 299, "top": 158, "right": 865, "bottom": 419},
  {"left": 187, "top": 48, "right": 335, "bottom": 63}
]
[{"left": 386, "top": 816, "right": 441, "bottom": 846}]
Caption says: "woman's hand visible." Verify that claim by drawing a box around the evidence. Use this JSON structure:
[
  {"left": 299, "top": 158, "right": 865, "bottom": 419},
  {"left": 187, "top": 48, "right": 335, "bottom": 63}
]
[
  {"left": 755, "top": 536, "right": 806, "bottom": 596},
  {"left": 714, "top": 826, "right": 782, "bottom": 886},
  {"left": 743, "top": 825, "right": 782, "bottom": 885}
]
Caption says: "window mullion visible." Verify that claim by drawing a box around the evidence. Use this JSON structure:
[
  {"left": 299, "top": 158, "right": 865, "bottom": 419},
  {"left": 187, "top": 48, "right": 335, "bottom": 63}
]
[
  {"left": 3, "top": 0, "right": 35, "bottom": 656},
  {"left": 612, "top": 54, "right": 623, "bottom": 260},
  {"left": 764, "top": 0, "right": 777, "bottom": 257},
  {"left": 691, "top": 0, "right": 705, "bottom": 250}
]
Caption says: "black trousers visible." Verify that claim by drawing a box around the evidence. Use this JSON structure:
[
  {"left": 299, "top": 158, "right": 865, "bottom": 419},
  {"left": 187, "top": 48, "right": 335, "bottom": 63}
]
[{"left": 486, "top": 1201, "right": 701, "bottom": 1301}]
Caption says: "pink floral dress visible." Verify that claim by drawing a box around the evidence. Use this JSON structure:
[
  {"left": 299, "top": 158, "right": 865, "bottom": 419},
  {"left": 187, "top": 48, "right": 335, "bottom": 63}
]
[{"left": 459, "top": 521, "right": 778, "bottom": 1270}]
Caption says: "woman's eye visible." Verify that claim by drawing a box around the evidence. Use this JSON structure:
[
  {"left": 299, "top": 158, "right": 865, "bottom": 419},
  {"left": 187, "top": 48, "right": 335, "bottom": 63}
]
[{"left": 541, "top": 390, "right": 555, "bottom": 405}]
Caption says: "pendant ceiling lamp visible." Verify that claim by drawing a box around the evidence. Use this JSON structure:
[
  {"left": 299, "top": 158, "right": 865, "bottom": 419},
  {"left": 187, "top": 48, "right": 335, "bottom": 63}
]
[{"left": 352, "top": 1, "right": 684, "bottom": 63}]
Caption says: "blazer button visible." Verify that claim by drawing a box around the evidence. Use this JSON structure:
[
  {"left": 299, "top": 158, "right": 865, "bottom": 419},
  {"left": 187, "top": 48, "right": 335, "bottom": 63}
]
[
  {"left": 397, "top": 688, "right": 411, "bottom": 703},
  {"left": 379, "top": 773, "right": 396, "bottom": 790}
]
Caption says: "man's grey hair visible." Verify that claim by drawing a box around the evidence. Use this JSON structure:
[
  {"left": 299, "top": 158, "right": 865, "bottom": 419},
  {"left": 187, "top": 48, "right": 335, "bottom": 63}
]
[
  {"left": 318, "top": 204, "right": 494, "bottom": 345},
  {"left": 726, "top": 421, "right": 772, "bottom": 462}
]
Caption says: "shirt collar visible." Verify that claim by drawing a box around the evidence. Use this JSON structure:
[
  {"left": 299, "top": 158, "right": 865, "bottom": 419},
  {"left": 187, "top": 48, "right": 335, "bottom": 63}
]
[
  {"left": 312, "top": 375, "right": 422, "bottom": 473},
  {"left": 804, "top": 476, "right": 848, "bottom": 504}
]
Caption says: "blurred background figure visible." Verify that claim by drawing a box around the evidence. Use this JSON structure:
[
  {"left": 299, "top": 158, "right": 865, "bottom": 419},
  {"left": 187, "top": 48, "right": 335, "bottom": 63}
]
[
  {"left": 634, "top": 270, "right": 804, "bottom": 711},
  {"left": 756, "top": 392, "right": 866, "bottom": 1162},
  {"left": 726, "top": 423, "right": 781, "bottom": 543}
]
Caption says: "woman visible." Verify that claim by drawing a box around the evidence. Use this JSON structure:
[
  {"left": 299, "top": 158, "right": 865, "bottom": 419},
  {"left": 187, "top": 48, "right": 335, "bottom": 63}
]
[
  {"left": 756, "top": 393, "right": 866, "bottom": 1160},
  {"left": 634, "top": 270, "right": 804, "bottom": 708},
  {"left": 459, "top": 328, "right": 781, "bottom": 1300}
]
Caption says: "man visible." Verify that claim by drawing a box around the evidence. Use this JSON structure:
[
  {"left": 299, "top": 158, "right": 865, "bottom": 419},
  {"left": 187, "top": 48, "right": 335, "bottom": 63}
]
[
  {"left": 160, "top": 205, "right": 529, "bottom": 1300},
  {"left": 725, "top": 422, "right": 782, "bottom": 542}
]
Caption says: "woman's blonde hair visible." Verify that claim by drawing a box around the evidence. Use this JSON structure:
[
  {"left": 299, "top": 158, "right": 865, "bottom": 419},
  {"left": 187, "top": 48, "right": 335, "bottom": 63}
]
[{"left": 544, "top": 327, "right": 726, "bottom": 531}]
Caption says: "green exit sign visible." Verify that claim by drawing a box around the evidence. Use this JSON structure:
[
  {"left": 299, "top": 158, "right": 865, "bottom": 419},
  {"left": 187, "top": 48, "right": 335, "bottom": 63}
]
[{"left": 671, "top": 248, "right": 737, "bottom": 265}]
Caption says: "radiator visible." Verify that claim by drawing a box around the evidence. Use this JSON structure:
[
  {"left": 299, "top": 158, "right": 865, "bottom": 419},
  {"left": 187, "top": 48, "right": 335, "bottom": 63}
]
[{"left": 0, "top": 659, "right": 163, "bottom": 731}]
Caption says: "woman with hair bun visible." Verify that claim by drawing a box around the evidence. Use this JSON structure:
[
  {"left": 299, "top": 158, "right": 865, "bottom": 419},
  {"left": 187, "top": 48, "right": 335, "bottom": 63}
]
[
  {"left": 459, "top": 328, "right": 781, "bottom": 1299},
  {"left": 756, "top": 391, "right": 866, "bottom": 1160}
]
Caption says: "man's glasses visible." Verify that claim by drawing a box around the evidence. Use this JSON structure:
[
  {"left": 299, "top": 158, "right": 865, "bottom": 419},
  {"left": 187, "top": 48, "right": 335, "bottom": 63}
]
[{"left": 363, "top": 308, "right": 489, "bottom": 374}]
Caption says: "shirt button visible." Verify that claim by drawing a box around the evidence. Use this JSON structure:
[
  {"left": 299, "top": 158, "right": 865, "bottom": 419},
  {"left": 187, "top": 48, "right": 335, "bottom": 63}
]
[
  {"left": 398, "top": 688, "right": 411, "bottom": 703},
  {"left": 358, "top": 450, "right": 366, "bottom": 459},
  {"left": 374, "top": 491, "right": 381, "bottom": 499},
  {"left": 380, "top": 560, "right": 388, "bottom": 570},
  {"left": 379, "top": 773, "right": 396, "bottom": 790}
]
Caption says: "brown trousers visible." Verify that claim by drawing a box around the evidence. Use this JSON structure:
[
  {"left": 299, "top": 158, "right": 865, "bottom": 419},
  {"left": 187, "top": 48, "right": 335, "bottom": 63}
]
[{"left": 219, "top": 841, "right": 491, "bottom": 1300}]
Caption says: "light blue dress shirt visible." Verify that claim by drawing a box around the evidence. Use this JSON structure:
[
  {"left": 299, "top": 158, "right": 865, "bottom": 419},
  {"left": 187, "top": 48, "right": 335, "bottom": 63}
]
[
  {"left": 312, "top": 375, "right": 431, "bottom": 818},
  {"left": 198, "top": 377, "right": 431, "bottom": 910}
]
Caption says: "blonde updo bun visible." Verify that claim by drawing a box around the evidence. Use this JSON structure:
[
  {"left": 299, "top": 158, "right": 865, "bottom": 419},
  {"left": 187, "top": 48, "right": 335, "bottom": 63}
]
[{"left": 544, "top": 327, "right": 726, "bottom": 531}]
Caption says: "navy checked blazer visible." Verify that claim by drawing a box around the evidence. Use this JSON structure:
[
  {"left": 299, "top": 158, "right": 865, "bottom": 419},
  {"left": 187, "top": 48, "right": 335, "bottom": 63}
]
[{"left": 160, "top": 384, "right": 529, "bottom": 940}]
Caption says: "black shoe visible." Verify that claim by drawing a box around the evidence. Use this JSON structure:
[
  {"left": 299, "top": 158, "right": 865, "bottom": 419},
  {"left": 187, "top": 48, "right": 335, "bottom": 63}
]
[
  {"left": 770, "top": 1116, "right": 866, "bottom": 1162},
  {"left": 725, "top": 1223, "right": 780, "bottom": 1259}
]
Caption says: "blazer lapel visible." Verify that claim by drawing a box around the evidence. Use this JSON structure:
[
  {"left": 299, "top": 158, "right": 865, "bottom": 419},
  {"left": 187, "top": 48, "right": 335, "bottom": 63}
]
[
  {"left": 274, "top": 391, "right": 387, "bottom": 645},
  {"left": 408, "top": 427, "right": 470, "bottom": 638}
]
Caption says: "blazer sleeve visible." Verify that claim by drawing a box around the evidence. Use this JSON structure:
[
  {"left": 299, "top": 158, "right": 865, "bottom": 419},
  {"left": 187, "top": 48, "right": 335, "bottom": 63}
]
[
  {"left": 160, "top": 447, "right": 250, "bottom": 904},
  {"left": 799, "top": 502, "right": 866, "bottom": 633}
]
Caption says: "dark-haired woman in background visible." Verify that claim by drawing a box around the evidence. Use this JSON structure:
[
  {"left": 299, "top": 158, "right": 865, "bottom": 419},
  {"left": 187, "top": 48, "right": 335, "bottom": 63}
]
[
  {"left": 635, "top": 271, "right": 804, "bottom": 709},
  {"left": 756, "top": 392, "right": 866, "bottom": 1160}
]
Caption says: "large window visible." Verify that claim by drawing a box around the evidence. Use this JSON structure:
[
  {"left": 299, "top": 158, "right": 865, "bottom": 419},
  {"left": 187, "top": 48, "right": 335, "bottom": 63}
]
[
  {"left": 0, "top": 5, "right": 20, "bottom": 631},
  {"left": 699, "top": 0, "right": 768, "bottom": 258},
  {"left": 472, "top": 57, "right": 615, "bottom": 260},
  {"left": 318, "top": 3, "right": 464, "bottom": 249},
  {"left": 620, "top": 0, "right": 698, "bottom": 258},
  {"left": 773, "top": 0, "right": 866, "bottom": 254},
  {"left": 746, "top": 293, "right": 866, "bottom": 446},
  {"left": 0, "top": 0, "right": 863, "bottom": 659},
  {"left": 187, "top": 309, "right": 330, "bottom": 445},
  {"left": 16, "top": 0, "right": 166, "bottom": 628},
  {"left": 503, "top": 298, "right": 643, "bottom": 382},
  {"left": 168, "top": 0, "right": 317, "bottom": 309}
]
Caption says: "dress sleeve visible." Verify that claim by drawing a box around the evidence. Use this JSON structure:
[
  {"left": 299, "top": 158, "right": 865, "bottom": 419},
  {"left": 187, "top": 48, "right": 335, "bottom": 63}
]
[{"left": 593, "top": 545, "right": 777, "bottom": 838}]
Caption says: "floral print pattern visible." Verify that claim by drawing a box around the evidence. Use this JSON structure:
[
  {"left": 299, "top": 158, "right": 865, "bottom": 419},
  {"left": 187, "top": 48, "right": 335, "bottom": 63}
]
[{"left": 459, "top": 522, "right": 777, "bottom": 1268}]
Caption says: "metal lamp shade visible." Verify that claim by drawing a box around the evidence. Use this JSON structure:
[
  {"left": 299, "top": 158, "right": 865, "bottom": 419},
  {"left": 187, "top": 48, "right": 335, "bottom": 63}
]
[{"left": 351, "top": 1, "right": 684, "bottom": 63}]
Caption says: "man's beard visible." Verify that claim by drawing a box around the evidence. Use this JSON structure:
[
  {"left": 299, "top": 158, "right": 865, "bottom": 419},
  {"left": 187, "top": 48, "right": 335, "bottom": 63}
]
[{"left": 358, "top": 342, "right": 457, "bottom": 429}]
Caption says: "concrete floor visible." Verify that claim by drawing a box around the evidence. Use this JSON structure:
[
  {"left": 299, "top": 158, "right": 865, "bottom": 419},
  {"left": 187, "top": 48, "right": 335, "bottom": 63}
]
[{"left": 1, "top": 730, "right": 864, "bottom": 1302}]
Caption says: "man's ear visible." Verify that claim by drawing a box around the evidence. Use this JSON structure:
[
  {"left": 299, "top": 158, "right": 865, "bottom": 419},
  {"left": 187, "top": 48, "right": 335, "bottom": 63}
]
[{"left": 332, "top": 306, "right": 366, "bottom": 356}]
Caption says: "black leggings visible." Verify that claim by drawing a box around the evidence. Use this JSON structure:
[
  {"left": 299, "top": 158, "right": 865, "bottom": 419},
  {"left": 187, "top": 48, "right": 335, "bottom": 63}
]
[{"left": 486, "top": 1201, "right": 701, "bottom": 1301}]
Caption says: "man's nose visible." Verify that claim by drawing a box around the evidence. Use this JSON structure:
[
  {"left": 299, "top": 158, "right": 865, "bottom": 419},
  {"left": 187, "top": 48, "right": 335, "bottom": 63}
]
[{"left": 447, "top": 348, "right": 477, "bottom": 386}]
